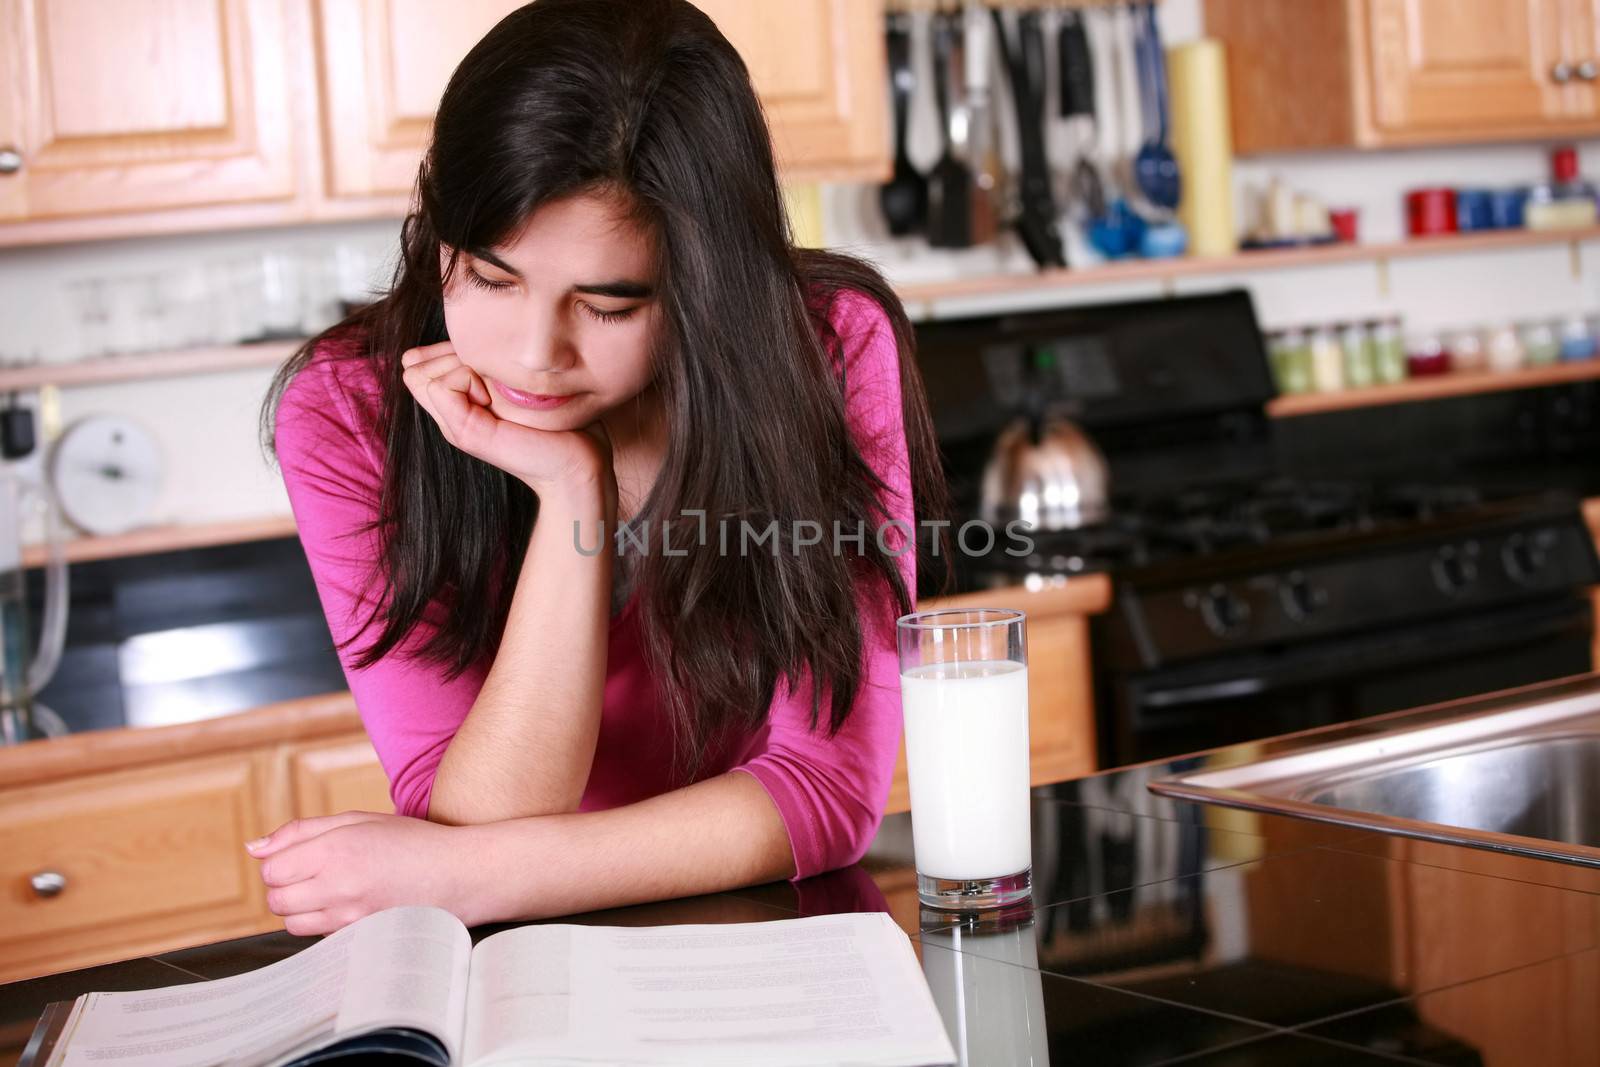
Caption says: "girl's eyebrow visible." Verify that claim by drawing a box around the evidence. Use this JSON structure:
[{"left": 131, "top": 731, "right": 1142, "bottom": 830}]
[
  {"left": 463, "top": 248, "right": 654, "bottom": 299},
  {"left": 464, "top": 246, "right": 523, "bottom": 278},
  {"left": 574, "top": 280, "right": 654, "bottom": 299}
]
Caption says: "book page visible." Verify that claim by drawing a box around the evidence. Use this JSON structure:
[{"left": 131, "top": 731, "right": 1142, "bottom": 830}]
[
  {"left": 461, "top": 911, "right": 956, "bottom": 1067},
  {"left": 46, "top": 905, "right": 471, "bottom": 1067}
]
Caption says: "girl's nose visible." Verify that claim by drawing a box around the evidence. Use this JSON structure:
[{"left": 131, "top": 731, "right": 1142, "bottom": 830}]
[{"left": 513, "top": 315, "right": 578, "bottom": 374}]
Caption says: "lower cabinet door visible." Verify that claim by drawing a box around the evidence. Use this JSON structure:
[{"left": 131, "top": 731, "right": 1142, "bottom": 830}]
[{"left": 0, "top": 752, "right": 280, "bottom": 983}]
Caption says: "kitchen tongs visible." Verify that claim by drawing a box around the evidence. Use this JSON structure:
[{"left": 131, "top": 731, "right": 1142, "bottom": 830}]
[{"left": 990, "top": 7, "right": 1066, "bottom": 269}]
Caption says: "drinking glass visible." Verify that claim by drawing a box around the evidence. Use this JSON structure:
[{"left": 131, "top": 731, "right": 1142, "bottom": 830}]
[{"left": 896, "top": 608, "right": 1032, "bottom": 910}]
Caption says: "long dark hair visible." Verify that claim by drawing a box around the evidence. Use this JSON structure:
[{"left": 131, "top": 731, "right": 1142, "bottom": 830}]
[{"left": 262, "top": 0, "right": 950, "bottom": 782}]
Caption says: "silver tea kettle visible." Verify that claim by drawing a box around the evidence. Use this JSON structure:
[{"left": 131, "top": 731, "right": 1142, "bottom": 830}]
[{"left": 980, "top": 409, "right": 1110, "bottom": 532}]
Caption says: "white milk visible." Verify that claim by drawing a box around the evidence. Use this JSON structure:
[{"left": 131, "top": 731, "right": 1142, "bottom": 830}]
[{"left": 900, "top": 659, "right": 1032, "bottom": 880}]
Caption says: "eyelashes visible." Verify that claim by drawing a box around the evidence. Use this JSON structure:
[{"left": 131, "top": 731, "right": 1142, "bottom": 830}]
[
  {"left": 461, "top": 267, "right": 637, "bottom": 323},
  {"left": 462, "top": 267, "right": 514, "bottom": 293}
]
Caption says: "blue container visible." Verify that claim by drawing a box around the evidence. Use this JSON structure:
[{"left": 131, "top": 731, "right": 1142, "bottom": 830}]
[
  {"left": 1140, "top": 221, "right": 1188, "bottom": 259},
  {"left": 1489, "top": 188, "right": 1528, "bottom": 229},
  {"left": 1457, "top": 189, "right": 1495, "bottom": 231}
]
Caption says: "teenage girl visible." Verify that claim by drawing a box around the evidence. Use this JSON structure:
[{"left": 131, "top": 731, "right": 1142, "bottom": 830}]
[{"left": 249, "top": 0, "right": 949, "bottom": 935}]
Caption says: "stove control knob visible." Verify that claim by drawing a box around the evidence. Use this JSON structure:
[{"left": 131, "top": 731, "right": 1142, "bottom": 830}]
[
  {"left": 1279, "top": 571, "right": 1327, "bottom": 621},
  {"left": 1200, "top": 585, "right": 1250, "bottom": 638},
  {"left": 1502, "top": 531, "right": 1549, "bottom": 585},
  {"left": 1431, "top": 544, "right": 1479, "bottom": 595}
]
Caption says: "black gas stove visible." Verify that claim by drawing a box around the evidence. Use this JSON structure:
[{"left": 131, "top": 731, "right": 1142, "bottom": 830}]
[
  {"left": 917, "top": 290, "right": 1599, "bottom": 769},
  {"left": 956, "top": 475, "right": 1498, "bottom": 583}
]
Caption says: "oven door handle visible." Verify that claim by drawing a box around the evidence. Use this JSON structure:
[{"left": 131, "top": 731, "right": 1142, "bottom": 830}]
[{"left": 1141, "top": 677, "right": 1269, "bottom": 709}]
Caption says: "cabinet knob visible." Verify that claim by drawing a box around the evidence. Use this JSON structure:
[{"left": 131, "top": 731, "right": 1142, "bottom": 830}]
[
  {"left": 1579, "top": 60, "right": 1598, "bottom": 82},
  {"left": 0, "top": 147, "right": 21, "bottom": 175},
  {"left": 30, "top": 870, "right": 67, "bottom": 898},
  {"left": 1552, "top": 60, "right": 1575, "bottom": 83}
]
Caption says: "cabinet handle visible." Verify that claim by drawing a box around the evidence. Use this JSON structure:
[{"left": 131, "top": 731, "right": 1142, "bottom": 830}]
[
  {"left": 0, "top": 147, "right": 21, "bottom": 175},
  {"left": 30, "top": 870, "right": 67, "bottom": 898},
  {"left": 1552, "top": 60, "right": 1574, "bottom": 83},
  {"left": 1579, "top": 60, "right": 1598, "bottom": 82}
]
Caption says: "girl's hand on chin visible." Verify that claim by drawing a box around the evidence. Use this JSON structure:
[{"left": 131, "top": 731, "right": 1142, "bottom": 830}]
[{"left": 401, "top": 341, "right": 614, "bottom": 503}]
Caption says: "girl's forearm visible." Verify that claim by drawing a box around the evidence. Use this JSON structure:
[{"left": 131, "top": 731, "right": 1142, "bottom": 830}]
[
  {"left": 470, "top": 770, "right": 797, "bottom": 923},
  {"left": 429, "top": 479, "right": 613, "bottom": 825}
]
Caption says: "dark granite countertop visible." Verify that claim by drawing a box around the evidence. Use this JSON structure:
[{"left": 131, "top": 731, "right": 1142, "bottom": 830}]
[{"left": 7, "top": 686, "right": 1598, "bottom": 1067}]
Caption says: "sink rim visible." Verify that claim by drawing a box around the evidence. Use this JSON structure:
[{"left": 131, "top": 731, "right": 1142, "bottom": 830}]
[{"left": 1146, "top": 672, "right": 1600, "bottom": 868}]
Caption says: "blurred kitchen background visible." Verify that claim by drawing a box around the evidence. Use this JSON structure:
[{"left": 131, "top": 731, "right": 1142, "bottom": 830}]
[{"left": 3, "top": 0, "right": 1600, "bottom": 992}]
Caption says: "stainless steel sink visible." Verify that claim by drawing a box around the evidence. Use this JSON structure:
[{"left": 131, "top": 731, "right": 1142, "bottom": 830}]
[{"left": 1148, "top": 674, "right": 1600, "bottom": 867}]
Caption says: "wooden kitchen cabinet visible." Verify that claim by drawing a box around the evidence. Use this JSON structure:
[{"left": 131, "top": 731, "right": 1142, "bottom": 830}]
[
  {"left": 1208, "top": 0, "right": 1600, "bottom": 151},
  {"left": 1, "top": 0, "right": 886, "bottom": 244},
  {"left": 286, "top": 733, "right": 395, "bottom": 818},
  {"left": 0, "top": 0, "right": 300, "bottom": 223},
  {"left": 313, "top": 0, "right": 888, "bottom": 201},
  {"left": 312, "top": 0, "right": 526, "bottom": 199},
  {"left": 0, "top": 750, "right": 282, "bottom": 984},
  {"left": 695, "top": 0, "right": 888, "bottom": 181}
]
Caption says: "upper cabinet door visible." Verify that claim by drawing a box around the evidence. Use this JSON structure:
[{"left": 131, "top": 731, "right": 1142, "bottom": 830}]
[
  {"left": 1558, "top": 0, "right": 1600, "bottom": 116},
  {"left": 313, "top": 0, "right": 525, "bottom": 199},
  {"left": 695, "top": 0, "right": 888, "bottom": 182},
  {"left": 1364, "top": 0, "right": 1566, "bottom": 133},
  {"left": 0, "top": 0, "right": 296, "bottom": 222},
  {"left": 314, "top": 0, "right": 890, "bottom": 200}
]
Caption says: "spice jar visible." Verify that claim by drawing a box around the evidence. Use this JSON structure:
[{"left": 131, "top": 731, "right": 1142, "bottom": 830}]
[
  {"left": 1406, "top": 332, "right": 1452, "bottom": 377},
  {"left": 1520, "top": 320, "right": 1561, "bottom": 366},
  {"left": 1270, "top": 328, "right": 1314, "bottom": 394},
  {"left": 1448, "top": 329, "right": 1488, "bottom": 374},
  {"left": 1339, "top": 322, "right": 1376, "bottom": 388},
  {"left": 1308, "top": 325, "right": 1345, "bottom": 393},
  {"left": 1560, "top": 315, "right": 1596, "bottom": 361},
  {"left": 1369, "top": 318, "right": 1407, "bottom": 384},
  {"left": 1484, "top": 324, "right": 1525, "bottom": 373}
]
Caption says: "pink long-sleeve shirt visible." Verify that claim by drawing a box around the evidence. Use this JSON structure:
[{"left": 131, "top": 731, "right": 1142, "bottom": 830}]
[{"left": 274, "top": 288, "right": 915, "bottom": 881}]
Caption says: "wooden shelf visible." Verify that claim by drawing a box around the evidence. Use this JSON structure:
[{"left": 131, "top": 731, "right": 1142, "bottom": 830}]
[
  {"left": 1267, "top": 359, "right": 1600, "bottom": 416},
  {"left": 896, "top": 226, "right": 1600, "bottom": 306},
  {"left": 0, "top": 340, "right": 300, "bottom": 392}
]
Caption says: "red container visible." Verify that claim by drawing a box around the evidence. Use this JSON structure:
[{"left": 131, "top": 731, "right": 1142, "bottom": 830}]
[
  {"left": 1329, "top": 207, "right": 1360, "bottom": 243},
  {"left": 1406, "top": 188, "right": 1458, "bottom": 237}
]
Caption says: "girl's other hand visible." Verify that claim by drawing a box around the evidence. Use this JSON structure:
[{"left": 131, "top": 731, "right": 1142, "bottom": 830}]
[
  {"left": 247, "top": 812, "right": 497, "bottom": 934},
  {"left": 401, "top": 341, "right": 614, "bottom": 505}
]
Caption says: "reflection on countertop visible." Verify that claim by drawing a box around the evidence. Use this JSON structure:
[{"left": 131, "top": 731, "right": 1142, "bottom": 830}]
[{"left": 11, "top": 676, "right": 1600, "bottom": 1065}]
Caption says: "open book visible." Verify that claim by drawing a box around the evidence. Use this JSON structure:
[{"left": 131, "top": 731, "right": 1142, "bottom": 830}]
[{"left": 36, "top": 905, "right": 957, "bottom": 1067}]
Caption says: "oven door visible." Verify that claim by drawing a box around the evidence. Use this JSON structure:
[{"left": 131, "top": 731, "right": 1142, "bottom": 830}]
[{"left": 1096, "top": 595, "right": 1595, "bottom": 768}]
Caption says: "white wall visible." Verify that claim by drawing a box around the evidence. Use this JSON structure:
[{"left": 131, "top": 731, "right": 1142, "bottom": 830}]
[{"left": 1, "top": 0, "right": 1596, "bottom": 536}]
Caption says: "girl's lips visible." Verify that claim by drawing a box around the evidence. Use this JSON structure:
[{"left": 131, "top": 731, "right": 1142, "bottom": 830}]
[{"left": 492, "top": 379, "right": 576, "bottom": 410}]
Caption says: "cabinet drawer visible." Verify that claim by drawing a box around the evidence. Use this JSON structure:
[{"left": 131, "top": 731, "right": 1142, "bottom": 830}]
[
  {"left": 0, "top": 753, "right": 276, "bottom": 982},
  {"left": 288, "top": 733, "right": 394, "bottom": 818}
]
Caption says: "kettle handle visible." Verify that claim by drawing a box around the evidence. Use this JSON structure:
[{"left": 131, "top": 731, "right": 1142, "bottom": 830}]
[{"left": 22, "top": 479, "right": 67, "bottom": 695}]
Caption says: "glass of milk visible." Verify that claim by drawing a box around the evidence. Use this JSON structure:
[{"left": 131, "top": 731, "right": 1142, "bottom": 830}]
[{"left": 896, "top": 608, "right": 1031, "bottom": 910}]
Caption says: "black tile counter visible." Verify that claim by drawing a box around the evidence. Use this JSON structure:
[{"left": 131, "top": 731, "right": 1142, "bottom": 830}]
[{"left": 7, "top": 704, "right": 1598, "bottom": 1066}]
